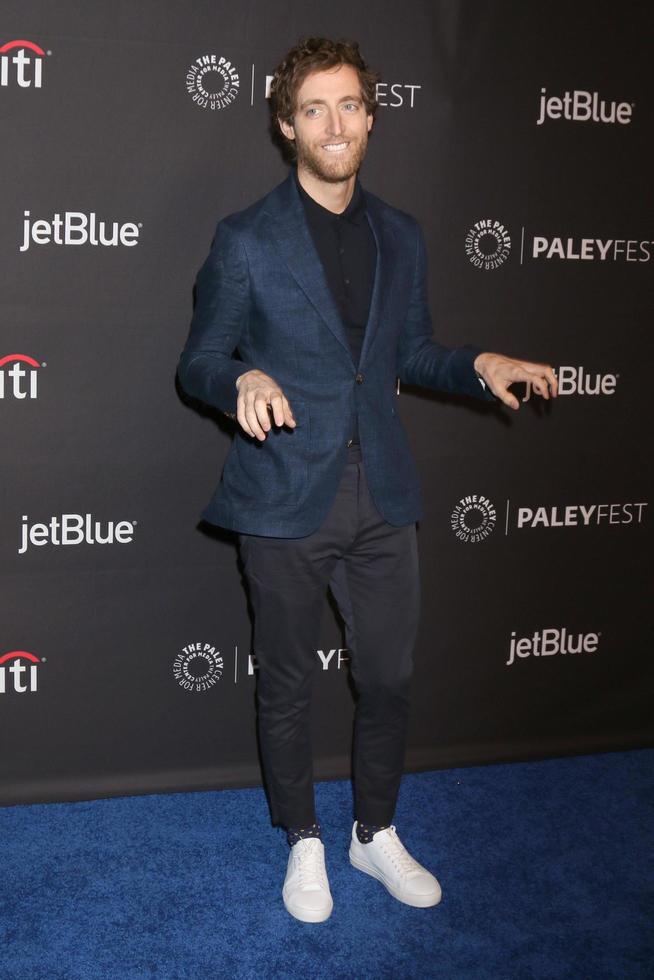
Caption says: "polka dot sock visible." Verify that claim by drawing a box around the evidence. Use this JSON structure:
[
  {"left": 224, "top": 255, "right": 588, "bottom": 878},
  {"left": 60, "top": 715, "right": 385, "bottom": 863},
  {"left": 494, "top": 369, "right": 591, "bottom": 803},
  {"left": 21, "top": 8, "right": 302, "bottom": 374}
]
[
  {"left": 356, "top": 820, "right": 390, "bottom": 844},
  {"left": 286, "top": 821, "right": 322, "bottom": 847}
]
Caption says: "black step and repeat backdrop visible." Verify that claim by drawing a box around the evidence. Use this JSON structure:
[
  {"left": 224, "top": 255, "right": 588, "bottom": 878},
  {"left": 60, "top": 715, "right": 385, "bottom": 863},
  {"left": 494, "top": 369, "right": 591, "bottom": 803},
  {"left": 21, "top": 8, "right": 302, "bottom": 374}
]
[{"left": 2, "top": 1, "right": 652, "bottom": 805}]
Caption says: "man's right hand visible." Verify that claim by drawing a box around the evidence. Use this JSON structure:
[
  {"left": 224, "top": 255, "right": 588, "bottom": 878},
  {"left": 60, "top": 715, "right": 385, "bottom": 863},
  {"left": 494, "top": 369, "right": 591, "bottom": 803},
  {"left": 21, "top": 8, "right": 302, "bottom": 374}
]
[{"left": 235, "top": 369, "right": 296, "bottom": 441}]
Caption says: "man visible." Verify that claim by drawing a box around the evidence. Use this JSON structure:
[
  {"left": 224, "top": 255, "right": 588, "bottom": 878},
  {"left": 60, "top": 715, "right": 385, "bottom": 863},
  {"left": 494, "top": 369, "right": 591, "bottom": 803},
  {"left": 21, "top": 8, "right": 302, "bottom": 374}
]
[{"left": 178, "top": 37, "right": 557, "bottom": 923}]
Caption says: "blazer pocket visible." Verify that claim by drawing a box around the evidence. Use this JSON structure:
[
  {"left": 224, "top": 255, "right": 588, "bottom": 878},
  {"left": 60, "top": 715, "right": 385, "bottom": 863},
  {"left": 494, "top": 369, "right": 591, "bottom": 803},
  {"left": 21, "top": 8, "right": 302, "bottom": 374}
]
[{"left": 234, "top": 396, "right": 310, "bottom": 505}]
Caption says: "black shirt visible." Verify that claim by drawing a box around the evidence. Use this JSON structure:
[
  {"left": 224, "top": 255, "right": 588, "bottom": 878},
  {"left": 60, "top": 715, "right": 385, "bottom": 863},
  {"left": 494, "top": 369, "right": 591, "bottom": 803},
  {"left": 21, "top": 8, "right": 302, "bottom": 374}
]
[{"left": 295, "top": 170, "right": 377, "bottom": 370}]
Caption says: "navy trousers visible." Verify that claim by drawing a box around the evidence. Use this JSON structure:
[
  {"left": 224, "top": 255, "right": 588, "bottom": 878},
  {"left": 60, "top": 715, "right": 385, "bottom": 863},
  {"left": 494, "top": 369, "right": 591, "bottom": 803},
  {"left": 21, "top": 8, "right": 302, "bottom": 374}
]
[{"left": 237, "top": 444, "right": 421, "bottom": 829}]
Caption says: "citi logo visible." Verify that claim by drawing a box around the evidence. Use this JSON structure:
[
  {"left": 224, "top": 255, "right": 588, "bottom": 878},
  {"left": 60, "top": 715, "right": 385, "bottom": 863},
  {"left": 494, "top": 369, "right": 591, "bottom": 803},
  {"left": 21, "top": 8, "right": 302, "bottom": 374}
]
[
  {"left": 20, "top": 211, "right": 142, "bottom": 252},
  {"left": 506, "top": 628, "right": 599, "bottom": 666},
  {"left": 0, "top": 354, "right": 45, "bottom": 399},
  {"left": 523, "top": 365, "right": 617, "bottom": 401},
  {"left": 19, "top": 513, "right": 137, "bottom": 554},
  {"left": 0, "top": 650, "right": 44, "bottom": 693},
  {"left": 0, "top": 39, "right": 49, "bottom": 88},
  {"left": 537, "top": 88, "right": 633, "bottom": 126}
]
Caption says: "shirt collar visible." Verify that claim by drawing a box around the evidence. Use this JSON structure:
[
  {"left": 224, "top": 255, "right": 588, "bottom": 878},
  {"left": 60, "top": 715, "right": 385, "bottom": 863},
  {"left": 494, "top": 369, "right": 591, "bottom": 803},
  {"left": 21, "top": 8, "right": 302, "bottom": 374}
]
[{"left": 294, "top": 168, "right": 367, "bottom": 226}]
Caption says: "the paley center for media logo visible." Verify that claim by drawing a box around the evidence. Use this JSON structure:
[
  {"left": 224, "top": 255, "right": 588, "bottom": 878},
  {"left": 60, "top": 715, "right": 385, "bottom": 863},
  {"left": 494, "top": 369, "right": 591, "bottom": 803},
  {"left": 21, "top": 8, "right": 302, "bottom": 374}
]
[
  {"left": 174, "top": 643, "right": 351, "bottom": 687},
  {"left": 0, "top": 354, "right": 45, "bottom": 399},
  {"left": 450, "top": 495, "right": 497, "bottom": 543},
  {"left": 173, "top": 642, "right": 224, "bottom": 692},
  {"left": 185, "top": 54, "right": 240, "bottom": 109},
  {"left": 1, "top": 39, "right": 50, "bottom": 88},
  {"left": 20, "top": 211, "right": 142, "bottom": 252},
  {"left": 0, "top": 650, "right": 45, "bottom": 694},
  {"left": 464, "top": 219, "right": 511, "bottom": 270}
]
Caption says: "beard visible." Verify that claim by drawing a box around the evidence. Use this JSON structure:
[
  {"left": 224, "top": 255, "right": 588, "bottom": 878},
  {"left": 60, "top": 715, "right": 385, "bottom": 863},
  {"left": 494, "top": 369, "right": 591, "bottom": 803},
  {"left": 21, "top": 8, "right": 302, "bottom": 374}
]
[{"left": 294, "top": 130, "right": 369, "bottom": 184}]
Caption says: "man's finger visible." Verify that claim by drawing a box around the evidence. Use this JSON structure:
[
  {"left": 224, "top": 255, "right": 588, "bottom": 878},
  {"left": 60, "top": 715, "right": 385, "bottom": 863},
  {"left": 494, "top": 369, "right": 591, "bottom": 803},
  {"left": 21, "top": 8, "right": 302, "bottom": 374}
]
[
  {"left": 530, "top": 376, "right": 549, "bottom": 400},
  {"left": 494, "top": 382, "right": 520, "bottom": 410},
  {"left": 545, "top": 367, "right": 558, "bottom": 397},
  {"left": 236, "top": 399, "right": 255, "bottom": 438},
  {"left": 245, "top": 398, "right": 267, "bottom": 440},
  {"left": 253, "top": 395, "right": 273, "bottom": 434},
  {"left": 282, "top": 395, "right": 296, "bottom": 427},
  {"left": 269, "top": 392, "right": 286, "bottom": 427},
  {"left": 523, "top": 363, "right": 558, "bottom": 399}
]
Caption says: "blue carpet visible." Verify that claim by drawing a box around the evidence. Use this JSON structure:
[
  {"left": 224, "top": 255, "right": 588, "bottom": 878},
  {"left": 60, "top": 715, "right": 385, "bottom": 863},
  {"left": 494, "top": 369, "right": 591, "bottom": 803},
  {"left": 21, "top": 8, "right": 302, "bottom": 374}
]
[{"left": 1, "top": 749, "right": 652, "bottom": 979}]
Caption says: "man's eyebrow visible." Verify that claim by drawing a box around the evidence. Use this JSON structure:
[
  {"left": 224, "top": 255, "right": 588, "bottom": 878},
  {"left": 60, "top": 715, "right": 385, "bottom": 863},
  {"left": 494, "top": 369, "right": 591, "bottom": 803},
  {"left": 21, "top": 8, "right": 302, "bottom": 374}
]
[{"left": 298, "top": 95, "right": 363, "bottom": 109}]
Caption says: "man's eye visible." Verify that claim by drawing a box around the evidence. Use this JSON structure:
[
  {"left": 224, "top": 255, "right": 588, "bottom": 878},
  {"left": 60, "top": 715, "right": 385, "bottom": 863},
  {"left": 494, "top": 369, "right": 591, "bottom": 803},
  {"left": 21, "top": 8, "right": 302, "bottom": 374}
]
[
  {"left": 343, "top": 103, "right": 359, "bottom": 111},
  {"left": 306, "top": 107, "right": 321, "bottom": 117}
]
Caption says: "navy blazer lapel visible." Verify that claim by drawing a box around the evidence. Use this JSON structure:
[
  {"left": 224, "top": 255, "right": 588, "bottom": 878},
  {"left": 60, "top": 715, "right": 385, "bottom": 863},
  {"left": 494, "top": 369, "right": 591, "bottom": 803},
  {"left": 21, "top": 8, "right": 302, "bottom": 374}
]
[
  {"left": 358, "top": 193, "right": 397, "bottom": 368},
  {"left": 264, "top": 174, "right": 355, "bottom": 364}
]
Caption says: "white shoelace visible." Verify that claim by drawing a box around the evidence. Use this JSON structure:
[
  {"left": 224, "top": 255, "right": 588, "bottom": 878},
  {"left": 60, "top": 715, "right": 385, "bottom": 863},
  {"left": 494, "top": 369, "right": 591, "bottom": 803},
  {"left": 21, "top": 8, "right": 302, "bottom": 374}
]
[
  {"left": 294, "top": 839, "right": 328, "bottom": 888},
  {"left": 377, "top": 825, "right": 423, "bottom": 876}
]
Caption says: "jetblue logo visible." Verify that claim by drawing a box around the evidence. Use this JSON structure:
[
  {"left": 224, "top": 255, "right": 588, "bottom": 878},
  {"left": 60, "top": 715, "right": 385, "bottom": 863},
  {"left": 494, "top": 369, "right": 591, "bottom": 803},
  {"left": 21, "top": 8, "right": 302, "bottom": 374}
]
[
  {"left": 537, "top": 88, "right": 633, "bottom": 126},
  {"left": 19, "top": 513, "right": 137, "bottom": 554},
  {"left": 507, "top": 629, "right": 600, "bottom": 666},
  {"left": 21, "top": 211, "right": 142, "bottom": 252}
]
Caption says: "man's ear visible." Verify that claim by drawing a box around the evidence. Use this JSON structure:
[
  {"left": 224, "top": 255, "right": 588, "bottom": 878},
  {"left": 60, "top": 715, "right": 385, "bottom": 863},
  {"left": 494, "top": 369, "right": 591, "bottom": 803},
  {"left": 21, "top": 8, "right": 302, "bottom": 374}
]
[
  {"left": 366, "top": 113, "right": 373, "bottom": 133},
  {"left": 279, "top": 117, "right": 295, "bottom": 141}
]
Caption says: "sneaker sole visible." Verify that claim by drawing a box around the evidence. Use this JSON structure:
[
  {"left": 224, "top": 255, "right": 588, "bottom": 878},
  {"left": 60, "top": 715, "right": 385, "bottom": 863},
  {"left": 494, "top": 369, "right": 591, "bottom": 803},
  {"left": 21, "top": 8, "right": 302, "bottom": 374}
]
[
  {"left": 282, "top": 892, "right": 334, "bottom": 923},
  {"left": 349, "top": 847, "right": 442, "bottom": 908}
]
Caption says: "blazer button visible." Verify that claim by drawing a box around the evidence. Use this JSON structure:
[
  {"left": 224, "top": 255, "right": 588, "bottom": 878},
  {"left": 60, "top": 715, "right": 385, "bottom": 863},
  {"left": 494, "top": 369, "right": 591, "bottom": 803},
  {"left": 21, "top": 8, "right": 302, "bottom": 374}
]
[
  {"left": 355, "top": 373, "right": 364, "bottom": 384},
  {"left": 346, "top": 439, "right": 354, "bottom": 447}
]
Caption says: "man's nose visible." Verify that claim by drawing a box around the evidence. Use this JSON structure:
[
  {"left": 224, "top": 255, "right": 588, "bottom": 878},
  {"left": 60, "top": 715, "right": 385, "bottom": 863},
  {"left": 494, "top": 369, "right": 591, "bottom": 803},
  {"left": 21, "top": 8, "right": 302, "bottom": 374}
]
[{"left": 325, "top": 108, "right": 344, "bottom": 135}]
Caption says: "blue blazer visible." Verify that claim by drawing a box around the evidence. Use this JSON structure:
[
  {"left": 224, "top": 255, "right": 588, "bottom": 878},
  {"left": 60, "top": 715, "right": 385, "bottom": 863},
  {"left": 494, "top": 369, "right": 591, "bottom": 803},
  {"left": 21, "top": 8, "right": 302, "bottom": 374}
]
[{"left": 178, "top": 173, "right": 495, "bottom": 537}]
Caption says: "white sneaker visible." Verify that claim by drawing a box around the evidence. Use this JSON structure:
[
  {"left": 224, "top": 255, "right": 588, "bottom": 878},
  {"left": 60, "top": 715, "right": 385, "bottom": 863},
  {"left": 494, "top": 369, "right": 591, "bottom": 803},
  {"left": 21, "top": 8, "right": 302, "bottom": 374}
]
[
  {"left": 349, "top": 822, "right": 442, "bottom": 908},
  {"left": 282, "top": 837, "right": 334, "bottom": 923}
]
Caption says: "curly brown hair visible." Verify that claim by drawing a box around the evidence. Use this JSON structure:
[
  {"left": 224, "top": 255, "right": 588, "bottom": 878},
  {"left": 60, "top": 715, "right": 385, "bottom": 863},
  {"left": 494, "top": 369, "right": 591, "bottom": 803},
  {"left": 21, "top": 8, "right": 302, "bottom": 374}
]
[{"left": 270, "top": 37, "right": 379, "bottom": 159}]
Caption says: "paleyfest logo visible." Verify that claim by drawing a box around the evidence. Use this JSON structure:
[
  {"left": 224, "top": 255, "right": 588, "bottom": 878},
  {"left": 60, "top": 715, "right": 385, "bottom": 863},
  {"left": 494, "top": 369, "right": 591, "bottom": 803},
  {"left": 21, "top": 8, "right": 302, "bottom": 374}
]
[
  {"left": 0, "top": 650, "right": 44, "bottom": 694},
  {"left": 531, "top": 236, "right": 652, "bottom": 262},
  {"left": 466, "top": 219, "right": 652, "bottom": 268},
  {"left": 0, "top": 354, "right": 45, "bottom": 399},
  {"left": 452, "top": 497, "right": 647, "bottom": 541},
  {"left": 515, "top": 502, "right": 647, "bottom": 530},
  {"left": 186, "top": 54, "right": 239, "bottom": 109},
  {"left": 0, "top": 39, "right": 50, "bottom": 88},
  {"left": 262, "top": 74, "right": 421, "bottom": 108}
]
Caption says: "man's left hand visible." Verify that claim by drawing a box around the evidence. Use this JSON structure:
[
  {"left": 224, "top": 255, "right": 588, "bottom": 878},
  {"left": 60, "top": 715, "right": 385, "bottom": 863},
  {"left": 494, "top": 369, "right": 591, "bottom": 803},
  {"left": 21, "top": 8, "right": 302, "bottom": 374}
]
[{"left": 473, "top": 352, "right": 558, "bottom": 410}]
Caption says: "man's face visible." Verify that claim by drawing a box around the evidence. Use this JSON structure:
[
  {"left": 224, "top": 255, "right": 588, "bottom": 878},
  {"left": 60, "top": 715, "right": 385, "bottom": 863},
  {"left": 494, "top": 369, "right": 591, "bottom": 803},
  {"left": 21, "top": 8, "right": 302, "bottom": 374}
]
[{"left": 279, "top": 64, "right": 374, "bottom": 183}]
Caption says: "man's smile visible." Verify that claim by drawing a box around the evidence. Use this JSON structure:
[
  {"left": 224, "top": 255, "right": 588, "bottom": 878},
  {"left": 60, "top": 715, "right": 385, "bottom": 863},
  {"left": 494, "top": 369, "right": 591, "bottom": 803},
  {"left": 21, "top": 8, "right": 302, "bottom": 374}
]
[{"left": 321, "top": 141, "right": 350, "bottom": 152}]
